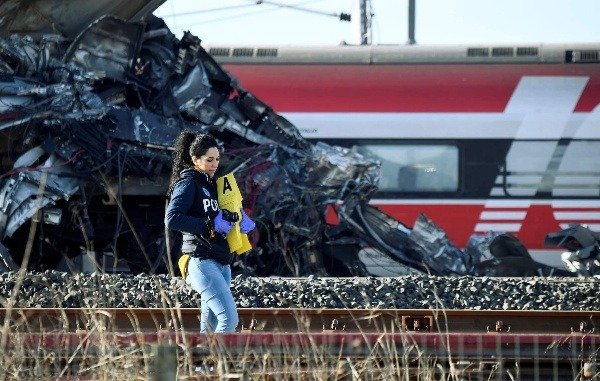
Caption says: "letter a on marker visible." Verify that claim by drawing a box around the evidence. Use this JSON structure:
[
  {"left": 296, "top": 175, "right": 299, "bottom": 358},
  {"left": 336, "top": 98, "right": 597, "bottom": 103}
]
[{"left": 223, "top": 177, "right": 233, "bottom": 193}]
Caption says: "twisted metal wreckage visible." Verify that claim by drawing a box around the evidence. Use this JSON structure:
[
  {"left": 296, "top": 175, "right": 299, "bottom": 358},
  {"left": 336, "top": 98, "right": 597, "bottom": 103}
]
[{"left": 0, "top": 3, "right": 596, "bottom": 277}]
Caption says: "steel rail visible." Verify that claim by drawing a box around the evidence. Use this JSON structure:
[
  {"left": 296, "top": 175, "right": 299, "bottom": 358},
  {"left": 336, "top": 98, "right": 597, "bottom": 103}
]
[
  {"left": 2, "top": 308, "right": 599, "bottom": 334},
  {"left": 5, "top": 331, "right": 600, "bottom": 354}
]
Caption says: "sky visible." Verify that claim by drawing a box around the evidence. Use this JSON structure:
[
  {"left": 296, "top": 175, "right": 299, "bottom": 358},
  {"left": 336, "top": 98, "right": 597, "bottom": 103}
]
[{"left": 154, "top": 0, "right": 599, "bottom": 46}]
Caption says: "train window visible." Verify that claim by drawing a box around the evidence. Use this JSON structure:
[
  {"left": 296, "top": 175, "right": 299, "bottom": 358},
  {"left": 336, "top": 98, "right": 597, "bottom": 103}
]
[
  {"left": 497, "top": 141, "right": 600, "bottom": 197},
  {"left": 554, "top": 141, "right": 600, "bottom": 197},
  {"left": 495, "top": 141, "right": 557, "bottom": 196},
  {"left": 354, "top": 144, "right": 458, "bottom": 192}
]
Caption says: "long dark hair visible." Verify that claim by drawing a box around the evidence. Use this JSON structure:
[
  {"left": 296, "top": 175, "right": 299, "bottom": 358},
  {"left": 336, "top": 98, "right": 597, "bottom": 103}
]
[{"left": 167, "top": 130, "right": 219, "bottom": 196}]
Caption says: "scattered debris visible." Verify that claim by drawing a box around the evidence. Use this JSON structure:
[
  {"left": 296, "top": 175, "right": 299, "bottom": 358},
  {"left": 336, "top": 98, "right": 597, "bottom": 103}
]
[{"left": 545, "top": 225, "right": 600, "bottom": 277}]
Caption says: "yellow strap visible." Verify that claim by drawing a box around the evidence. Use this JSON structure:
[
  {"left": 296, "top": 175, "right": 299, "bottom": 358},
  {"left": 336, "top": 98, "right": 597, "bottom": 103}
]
[{"left": 178, "top": 254, "right": 190, "bottom": 279}]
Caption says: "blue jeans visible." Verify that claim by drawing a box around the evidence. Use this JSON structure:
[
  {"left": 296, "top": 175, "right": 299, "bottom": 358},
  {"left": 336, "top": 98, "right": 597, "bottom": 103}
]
[{"left": 186, "top": 258, "right": 238, "bottom": 333}]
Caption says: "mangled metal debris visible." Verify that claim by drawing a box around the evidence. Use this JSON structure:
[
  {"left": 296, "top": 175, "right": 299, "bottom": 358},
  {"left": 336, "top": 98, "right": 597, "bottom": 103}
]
[
  {"left": 545, "top": 225, "right": 600, "bottom": 277},
  {"left": 0, "top": 11, "right": 381, "bottom": 276},
  {"left": 0, "top": 4, "right": 590, "bottom": 277}
]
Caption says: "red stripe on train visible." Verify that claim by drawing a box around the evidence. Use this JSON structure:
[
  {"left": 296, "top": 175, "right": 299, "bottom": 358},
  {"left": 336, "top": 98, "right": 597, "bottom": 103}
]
[{"left": 224, "top": 64, "right": 600, "bottom": 113}]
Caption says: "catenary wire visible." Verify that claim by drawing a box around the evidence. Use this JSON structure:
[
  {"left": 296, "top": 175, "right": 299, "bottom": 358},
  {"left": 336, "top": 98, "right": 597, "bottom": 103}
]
[{"left": 171, "top": 0, "right": 326, "bottom": 28}]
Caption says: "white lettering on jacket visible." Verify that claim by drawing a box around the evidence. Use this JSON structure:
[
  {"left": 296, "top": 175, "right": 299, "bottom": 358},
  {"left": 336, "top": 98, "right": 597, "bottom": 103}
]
[{"left": 203, "top": 199, "right": 219, "bottom": 212}]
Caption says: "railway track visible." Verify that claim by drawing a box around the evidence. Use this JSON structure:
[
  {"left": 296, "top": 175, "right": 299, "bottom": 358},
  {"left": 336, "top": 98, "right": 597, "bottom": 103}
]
[
  {"left": 1, "top": 308, "right": 599, "bottom": 380},
  {"left": 2, "top": 308, "right": 599, "bottom": 333}
]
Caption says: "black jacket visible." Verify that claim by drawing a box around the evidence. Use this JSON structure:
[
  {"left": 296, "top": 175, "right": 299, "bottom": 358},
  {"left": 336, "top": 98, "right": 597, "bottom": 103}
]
[{"left": 164, "top": 168, "right": 233, "bottom": 265}]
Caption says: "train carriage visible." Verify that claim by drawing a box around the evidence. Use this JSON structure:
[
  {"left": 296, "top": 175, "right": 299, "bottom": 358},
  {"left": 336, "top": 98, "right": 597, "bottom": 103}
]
[{"left": 209, "top": 43, "right": 600, "bottom": 268}]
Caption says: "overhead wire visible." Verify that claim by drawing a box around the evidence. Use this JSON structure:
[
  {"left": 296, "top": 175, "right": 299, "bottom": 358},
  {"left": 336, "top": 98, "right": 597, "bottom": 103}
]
[
  {"left": 249, "top": 0, "right": 346, "bottom": 19},
  {"left": 167, "top": 0, "right": 328, "bottom": 28},
  {"left": 158, "top": 3, "right": 258, "bottom": 18}
]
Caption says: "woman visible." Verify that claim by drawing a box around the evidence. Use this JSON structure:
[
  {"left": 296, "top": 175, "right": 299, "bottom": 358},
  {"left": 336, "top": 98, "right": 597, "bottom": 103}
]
[{"left": 164, "top": 130, "right": 255, "bottom": 332}]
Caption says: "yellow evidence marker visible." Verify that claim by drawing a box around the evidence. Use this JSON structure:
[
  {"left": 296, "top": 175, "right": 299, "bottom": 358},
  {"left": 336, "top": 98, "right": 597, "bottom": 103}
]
[{"left": 216, "top": 173, "right": 253, "bottom": 254}]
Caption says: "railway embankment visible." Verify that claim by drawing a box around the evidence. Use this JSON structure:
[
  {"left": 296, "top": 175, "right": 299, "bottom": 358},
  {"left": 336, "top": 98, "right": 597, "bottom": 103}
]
[{"left": 1, "top": 270, "right": 598, "bottom": 311}]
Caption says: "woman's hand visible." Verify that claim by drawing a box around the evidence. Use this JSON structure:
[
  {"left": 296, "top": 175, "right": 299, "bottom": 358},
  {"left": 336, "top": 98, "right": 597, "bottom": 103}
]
[
  {"left": 213, "top": 211, "right": 234, "bottom": 234},
  {"left": 240, "top": 208, "right": 256, "bottom": 233}
]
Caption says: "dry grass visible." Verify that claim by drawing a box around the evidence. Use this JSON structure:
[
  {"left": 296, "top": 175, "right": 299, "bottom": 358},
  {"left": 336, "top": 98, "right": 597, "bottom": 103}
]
[
  {"left": 0, "top": 212, "right": 597, "bottom": 380},
  {"left": 1, "top": 300, "right": 598, "bottom": 380}
]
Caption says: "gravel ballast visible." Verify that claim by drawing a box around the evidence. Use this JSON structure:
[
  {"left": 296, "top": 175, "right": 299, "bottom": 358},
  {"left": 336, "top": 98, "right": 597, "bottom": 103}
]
[{"left": 0, "top": 271, "right": 598, "bottom": 310}]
